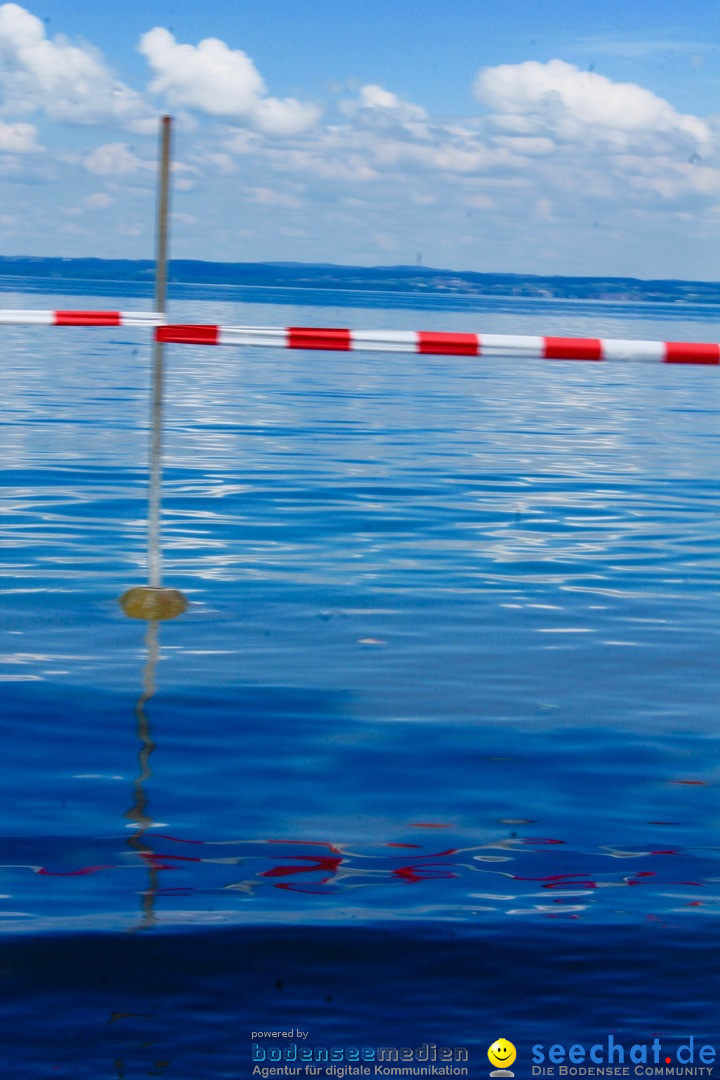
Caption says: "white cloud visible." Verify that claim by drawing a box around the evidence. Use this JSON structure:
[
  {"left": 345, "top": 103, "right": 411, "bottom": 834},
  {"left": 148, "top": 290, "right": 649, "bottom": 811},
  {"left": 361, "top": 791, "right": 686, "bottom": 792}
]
[
  {"left": 138, "top": 29, "right": 264, "bottom": 114},
  {"left": 474, "top": 59, "right": 710, "bottom": 150},
  {"left": 491, "top": 135, "right": 555, "bottom": 156},
  {"left": 234, "top": 81, "right": 522, "bottom": 190},
  {"left": 251, "top": 96, "right": 320, "bottom": 136},
  {"left": 83, "top": 142, "right": 151, "bottom": 176},
  {"left": 188, "top": 64, "right": 720, "bottom": 242},
  {"left": 350, "top": 84, "right": 430, "bottom": 136},
  {"left": 0, "top": 2, "right": 152, "bottom": 128},
  {"left": 371, "top": 138, "right": 513, "bottom": 174},
  {"left": 247, "top": 186, "right": 302, "bottom": 208},
  {"left": 262, "top": 140, "right": 379, "bottom": 182},
  {"left": 202, "top": 152, "right": 237, "bottom": 174},
  {"left": 0, "top": 117, "right": 40, "bottom": 152},
  {"left": 138, "top": 27, "right": 321, "bottom": 135}
]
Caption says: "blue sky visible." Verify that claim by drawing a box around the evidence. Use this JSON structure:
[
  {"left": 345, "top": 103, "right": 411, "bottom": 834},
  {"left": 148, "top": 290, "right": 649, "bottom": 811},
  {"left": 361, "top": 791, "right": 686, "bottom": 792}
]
[{"left": 1, "top": 0, "right": 720, "bottom": 278}]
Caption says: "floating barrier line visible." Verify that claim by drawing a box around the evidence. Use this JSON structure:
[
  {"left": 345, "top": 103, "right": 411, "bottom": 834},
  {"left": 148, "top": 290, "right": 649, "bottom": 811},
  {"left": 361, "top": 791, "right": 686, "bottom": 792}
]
[
  {"left": 1, "top": 311, "right": 719, "bottom": 363},
  {"left": 155, "top": 324, "right": 720, "bottom": 364},
  {"left": 0, "top": 309, "right": 164, "bottom": 326}
]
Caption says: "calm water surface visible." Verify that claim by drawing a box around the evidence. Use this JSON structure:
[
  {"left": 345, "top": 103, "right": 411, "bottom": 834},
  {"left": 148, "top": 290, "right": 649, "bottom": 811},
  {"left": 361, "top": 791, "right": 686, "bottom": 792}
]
[{"left": 0, "top": 279, "right": 719, "bottom": 1076}]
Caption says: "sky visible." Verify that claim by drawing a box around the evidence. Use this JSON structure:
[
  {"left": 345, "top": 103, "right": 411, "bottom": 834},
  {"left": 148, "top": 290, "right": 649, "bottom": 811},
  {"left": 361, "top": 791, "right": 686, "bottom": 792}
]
[{"left": 1, "top": 0, "right": 720, "bottom": 279}]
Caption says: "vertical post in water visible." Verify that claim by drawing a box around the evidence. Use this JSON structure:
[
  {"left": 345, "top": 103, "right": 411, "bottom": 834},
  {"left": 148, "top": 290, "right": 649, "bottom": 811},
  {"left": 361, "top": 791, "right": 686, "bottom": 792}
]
[
  {"left": 119, "top": 114, "right": 186, "bottom": 621},
  {"left": 147, "top": 114, "right": 172, "bottom": 589}
]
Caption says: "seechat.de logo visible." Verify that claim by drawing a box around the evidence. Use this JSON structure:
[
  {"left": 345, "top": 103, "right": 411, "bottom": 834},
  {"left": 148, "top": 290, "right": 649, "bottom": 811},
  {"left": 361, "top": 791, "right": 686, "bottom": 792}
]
[{"left": 488, "top": 1038, "right": 517, "bottom": 1077}]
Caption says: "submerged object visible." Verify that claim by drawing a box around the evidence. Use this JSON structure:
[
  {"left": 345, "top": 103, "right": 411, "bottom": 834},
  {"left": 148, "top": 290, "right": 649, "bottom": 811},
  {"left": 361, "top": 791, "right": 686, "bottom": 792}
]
[{"left": 119, "top": 586, "right": 187, "bottom": 621}]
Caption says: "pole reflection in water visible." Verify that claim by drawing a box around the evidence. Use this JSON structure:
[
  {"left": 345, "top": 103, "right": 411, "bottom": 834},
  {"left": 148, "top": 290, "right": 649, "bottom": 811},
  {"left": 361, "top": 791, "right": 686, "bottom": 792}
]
[
  {"left": 118, "top": 497, "right": 187, "bottom": 930},
  {"left": 123, "top": 619, "right": 161, "bottom": 931}
]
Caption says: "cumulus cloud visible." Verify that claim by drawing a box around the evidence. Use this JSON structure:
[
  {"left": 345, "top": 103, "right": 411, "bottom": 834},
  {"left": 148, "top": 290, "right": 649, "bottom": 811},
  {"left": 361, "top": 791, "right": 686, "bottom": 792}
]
[
  {"left": 468, "top": 59, "right": 720, "bottom": 207},
  {"left": 202, "top": 151, "right": 237, "bottom": 174},
  {"left": 262, "top": 141, "right": 379, "bottom": 182},
  {"left": 138, "top": 27, "right": 321, "bottom": 134},
  {"left": 83, "top": 142, "right": 152, "bottom": 176},
  {"left": 0, "top": 117, "right": 40, "bottom": 152},
  {"left": 474, "top": 59, "right": 710, "bottom": 150},
  {"left": 344, "top": 84, "right": 431, "bottom": 137},
  {"left": 249, "top": 82, "right": 523, "bottom": 188},
  {"left": 193, "top": 62, "right": 720, "bottom": 236},
  {"left": 0, "top": 2, "right": 152, "bottom": 128}
]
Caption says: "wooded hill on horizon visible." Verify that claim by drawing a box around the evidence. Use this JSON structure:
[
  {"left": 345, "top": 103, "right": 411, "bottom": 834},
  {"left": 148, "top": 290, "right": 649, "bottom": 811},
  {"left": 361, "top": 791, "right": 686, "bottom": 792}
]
[{"left": 0, "top": 256, "right": 718, "bottom": 304}]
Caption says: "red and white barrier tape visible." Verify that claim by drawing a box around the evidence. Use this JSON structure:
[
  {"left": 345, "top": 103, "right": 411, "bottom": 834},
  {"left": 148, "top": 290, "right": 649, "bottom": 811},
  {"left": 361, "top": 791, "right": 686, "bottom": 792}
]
[
  {"left": 0, "top": 309, "right": 163, "bottom": 326},
  {"left": 1, "top": 310, "right": 718, "bottom": 363},
  {"left": 155, "top": 324, "right": 720, "bottom": 364}
]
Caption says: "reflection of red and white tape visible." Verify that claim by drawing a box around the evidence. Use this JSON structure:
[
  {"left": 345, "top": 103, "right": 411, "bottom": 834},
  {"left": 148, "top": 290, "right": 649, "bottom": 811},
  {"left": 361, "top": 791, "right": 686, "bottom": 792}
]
[
  {"left": 155, "top": 325, "right": 720, "bottom": 364},
  {"left": 0, "top": 309, "right": 163, "bottom": 326},
  {"left": 1, "top": 310, "right": 719, "bottom": 363}
]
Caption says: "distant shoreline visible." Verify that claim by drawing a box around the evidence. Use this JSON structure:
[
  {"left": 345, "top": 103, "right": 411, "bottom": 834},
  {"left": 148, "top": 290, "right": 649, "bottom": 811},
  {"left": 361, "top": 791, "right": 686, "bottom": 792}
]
[{"left": 1, "top": 256, "right": 719, "bottom": 305}]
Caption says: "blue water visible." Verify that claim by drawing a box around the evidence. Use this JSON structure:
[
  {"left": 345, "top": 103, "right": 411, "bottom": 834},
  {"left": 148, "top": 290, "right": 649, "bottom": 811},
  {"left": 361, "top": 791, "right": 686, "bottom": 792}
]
[{"left": 0, "top": 277, "right": 719, "bottom": 1077}]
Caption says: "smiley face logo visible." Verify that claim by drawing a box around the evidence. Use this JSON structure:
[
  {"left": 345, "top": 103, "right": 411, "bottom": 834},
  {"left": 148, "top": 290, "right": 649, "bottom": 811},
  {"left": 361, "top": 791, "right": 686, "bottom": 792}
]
[{"left": 488, "top": 1039, "right": 516, "bottom": 1072}]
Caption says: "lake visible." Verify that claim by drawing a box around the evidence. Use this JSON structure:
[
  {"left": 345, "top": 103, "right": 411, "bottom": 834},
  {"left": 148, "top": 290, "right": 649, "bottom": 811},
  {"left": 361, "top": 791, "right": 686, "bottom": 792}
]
[{"left": 1, "top": 277, "right": 718, "bottom": 1077}]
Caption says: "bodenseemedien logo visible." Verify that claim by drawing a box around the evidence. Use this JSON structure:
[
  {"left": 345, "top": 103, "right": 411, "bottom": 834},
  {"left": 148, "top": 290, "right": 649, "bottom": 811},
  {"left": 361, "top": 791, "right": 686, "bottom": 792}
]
[{"left": 488, "top": 1039, "right": 517, "bottom": 1077}]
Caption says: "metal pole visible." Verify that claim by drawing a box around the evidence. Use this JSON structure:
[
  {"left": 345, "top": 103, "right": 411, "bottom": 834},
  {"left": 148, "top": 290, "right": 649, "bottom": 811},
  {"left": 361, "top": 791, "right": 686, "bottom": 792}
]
[
  {"left": 147, "top": 115, "right": 172, "bottom": 589},
  {"left": 120, "top": 114, "right": 184, "bottom": 619}
]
